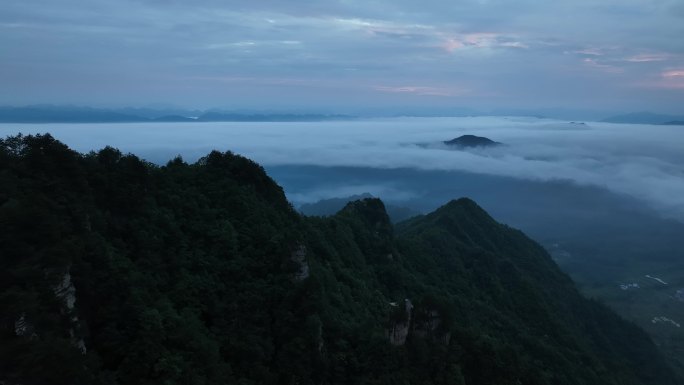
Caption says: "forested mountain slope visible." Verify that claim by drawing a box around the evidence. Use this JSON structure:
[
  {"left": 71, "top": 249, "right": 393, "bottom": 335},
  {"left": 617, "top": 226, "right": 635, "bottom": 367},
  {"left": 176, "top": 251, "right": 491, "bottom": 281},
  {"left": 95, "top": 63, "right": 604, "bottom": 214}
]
[{"left": 0, "top": 134, "right": 678, "bottom": 385}]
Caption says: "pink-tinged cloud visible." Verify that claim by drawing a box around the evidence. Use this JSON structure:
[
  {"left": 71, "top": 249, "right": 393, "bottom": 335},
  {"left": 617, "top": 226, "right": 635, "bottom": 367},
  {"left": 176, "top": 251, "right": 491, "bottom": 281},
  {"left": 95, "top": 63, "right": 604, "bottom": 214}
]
[
  {"left": 374, "top": 85, "right": 467, "bottom": 97},
  {"left": 582, "top": 58, "right": 624, "bottom": 74},
  {"left": 631, "top": 70, "right": 684, "bottom": 90},
  {"left": 634, "top": 80, "right": 684, "bottom": 90},
  {"left": 663, "top": 69, "right": 684, "bottom": 78},
  {"left": 573, "top": 48, "right": 604, "bottom": 56},
  {"left": 463, "top": 32, "right": 499, "bottom": 46},
  {"left": 500, "top": 41, "right": 528, "bottom": 48},
  {"left": 646, "top": 69, "right": 684, "bottom": 89},
  {"left": 441, "top": 33, "right": 526, "bottom": 53},
  {"left": 443, "top": 39, "right": 464, "bottom": 52},
  {"left": 626, "top": 53, "right": 672, "bottom": 62},
  {"left": 189, "top": 76, "right": 335, "bottom": 88}
]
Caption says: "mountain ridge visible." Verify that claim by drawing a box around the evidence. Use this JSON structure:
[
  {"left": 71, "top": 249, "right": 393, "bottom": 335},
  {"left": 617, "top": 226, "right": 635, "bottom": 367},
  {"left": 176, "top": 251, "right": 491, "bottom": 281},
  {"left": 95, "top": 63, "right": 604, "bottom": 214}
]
[
  {"left": 0, "top": 106, "right": 354, "bottom": 123},
  {"left": 0, "top": 134, "right": 678, "bottom": 385}
]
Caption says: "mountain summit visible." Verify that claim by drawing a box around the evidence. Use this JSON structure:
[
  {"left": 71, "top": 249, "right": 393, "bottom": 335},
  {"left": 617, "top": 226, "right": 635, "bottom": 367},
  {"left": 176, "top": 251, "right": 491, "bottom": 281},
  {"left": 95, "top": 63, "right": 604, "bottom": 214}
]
[{"left": 443, "top": 134, "right": 501, "bottom": 148}]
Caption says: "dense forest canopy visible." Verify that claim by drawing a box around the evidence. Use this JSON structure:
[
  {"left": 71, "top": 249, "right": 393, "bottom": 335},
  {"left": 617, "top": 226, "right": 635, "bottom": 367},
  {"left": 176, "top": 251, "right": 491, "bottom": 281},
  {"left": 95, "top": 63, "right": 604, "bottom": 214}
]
[{"left": 0, "top": 134, "right": 679, "bottom": 385}]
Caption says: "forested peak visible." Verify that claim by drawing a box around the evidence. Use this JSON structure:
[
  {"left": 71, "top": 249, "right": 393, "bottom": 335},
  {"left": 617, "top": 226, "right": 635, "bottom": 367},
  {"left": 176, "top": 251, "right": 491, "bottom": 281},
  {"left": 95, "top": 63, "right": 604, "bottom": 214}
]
[
  {"left": 398, "top": 197, "right": 499, "bottom": 240},
  {"left": 196, "top": 149, "right": 290, "bottom": 211},
  {"left": 337, "top": 198, "right": 392, "bottom": 233},
  {"left": 434, "top": 197, "right": 491, "bottom": 219},
  {"left": 339, "top": 197, "right": 389, "bottom": 220}
]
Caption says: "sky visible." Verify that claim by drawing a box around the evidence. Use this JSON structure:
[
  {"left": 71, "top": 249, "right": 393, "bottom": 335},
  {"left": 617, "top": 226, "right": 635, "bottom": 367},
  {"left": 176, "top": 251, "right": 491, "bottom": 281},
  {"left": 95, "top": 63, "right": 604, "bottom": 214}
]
[
  {"left": 1, "top": 0, "right": 683, "bottom": 113},
  {"left": 3, "top": 117, "right": 684, "bottom": 220}
]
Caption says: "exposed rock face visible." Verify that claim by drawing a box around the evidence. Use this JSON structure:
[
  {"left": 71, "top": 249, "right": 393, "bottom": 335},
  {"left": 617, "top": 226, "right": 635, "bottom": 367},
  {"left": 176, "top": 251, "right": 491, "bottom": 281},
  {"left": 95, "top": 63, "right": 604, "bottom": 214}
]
[
  {"left": 388, "top": 299, "right": 413, "bottom": 346},
  {"left": 413, "top": 310, "right": 441, "bottom": 338},
  {"left": 388, "top": 300, "right": 452, "bottom": 346},
  {"left": 413, "top": 309, "right": 451, "bottom": 345},
  {"left": 53, "top": 270, "right": 86, "bottom": 354},
  {"left": 291, "top": 245, "right": 309, "bottom": 281},
  {"left": 12, "top": 270, "right": 86, "bottom": 353},
  {"left": 14, "top": 313, "right": 35, "bottom": 338},
  {"left": 54, "top": 271, "right": 76, "bottom": 310}
]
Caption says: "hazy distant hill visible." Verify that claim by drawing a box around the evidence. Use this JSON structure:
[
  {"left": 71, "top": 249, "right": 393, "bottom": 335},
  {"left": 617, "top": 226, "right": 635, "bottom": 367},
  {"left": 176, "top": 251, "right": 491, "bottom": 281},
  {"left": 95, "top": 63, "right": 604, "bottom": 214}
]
[
  {"left": 197, "top": 111, "right": 352, "bottom": 122},
  {"left": 151, "top": 115, "right": 197, "bottom": 122},
  {"left": 662, "top": 121, "right": 684, "bottom": 126},
  {"left": 0, "top": 106, "right": 354, "bottom": 123},
  {"left": 602, "top": 112, "right": 684, "bottom": 124},
  {"left": 444, "top": 134, "right": 501, "bottom": 148},
  {"left": 0, "top": 106, "right": 144, "bottom": 123}
]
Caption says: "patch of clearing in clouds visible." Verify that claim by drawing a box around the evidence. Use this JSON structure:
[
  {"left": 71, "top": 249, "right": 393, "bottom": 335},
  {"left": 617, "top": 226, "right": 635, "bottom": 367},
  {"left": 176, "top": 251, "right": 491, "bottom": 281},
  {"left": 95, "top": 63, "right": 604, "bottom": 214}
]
[{"left": 1, "top": 116, "right": 684, "bottom": 220}]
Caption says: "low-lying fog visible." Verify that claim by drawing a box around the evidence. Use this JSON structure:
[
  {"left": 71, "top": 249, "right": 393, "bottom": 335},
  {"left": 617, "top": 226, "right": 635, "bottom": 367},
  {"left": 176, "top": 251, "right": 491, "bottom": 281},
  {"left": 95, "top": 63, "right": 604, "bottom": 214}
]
[{"left": 2, "top": 116, "right": 682, "bottom": 222}]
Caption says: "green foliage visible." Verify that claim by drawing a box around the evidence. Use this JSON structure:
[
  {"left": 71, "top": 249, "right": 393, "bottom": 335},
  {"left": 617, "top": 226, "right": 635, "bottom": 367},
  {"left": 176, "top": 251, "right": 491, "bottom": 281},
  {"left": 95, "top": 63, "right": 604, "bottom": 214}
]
[{"left": 0, "top": 134, "right": 679, "bottom": 385}]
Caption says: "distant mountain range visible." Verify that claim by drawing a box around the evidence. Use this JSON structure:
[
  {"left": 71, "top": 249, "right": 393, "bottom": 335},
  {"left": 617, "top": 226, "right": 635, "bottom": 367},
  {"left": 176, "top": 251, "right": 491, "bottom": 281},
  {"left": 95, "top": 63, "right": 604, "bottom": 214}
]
[
  {"left": 602, "top": 112, "right": 684, "bottom": 125},
  {"left": 0, "top": 106, "right": 353, "bottom": 123},
  {"left": 2, "top": 105, "right": 682, "bottom": 125}
]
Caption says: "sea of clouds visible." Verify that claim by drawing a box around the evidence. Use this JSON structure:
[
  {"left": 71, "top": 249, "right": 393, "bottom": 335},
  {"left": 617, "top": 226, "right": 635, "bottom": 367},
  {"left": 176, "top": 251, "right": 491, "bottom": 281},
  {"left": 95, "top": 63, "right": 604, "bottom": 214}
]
[{"left": 1, "top": 116, "right": 683, "bottom": 219}]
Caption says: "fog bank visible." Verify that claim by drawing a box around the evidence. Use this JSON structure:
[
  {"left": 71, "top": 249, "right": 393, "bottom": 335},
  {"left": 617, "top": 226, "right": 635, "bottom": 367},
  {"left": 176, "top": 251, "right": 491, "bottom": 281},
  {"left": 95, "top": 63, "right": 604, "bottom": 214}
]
[{"left": 1, "top": 116, "right": 683, "bottom": 219}]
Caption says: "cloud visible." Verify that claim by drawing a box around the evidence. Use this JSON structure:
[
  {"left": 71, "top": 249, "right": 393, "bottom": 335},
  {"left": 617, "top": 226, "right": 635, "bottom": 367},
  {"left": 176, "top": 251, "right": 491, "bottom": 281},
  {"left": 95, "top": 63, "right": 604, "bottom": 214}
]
[
  {"left": 662, "top": 69, "right": 684, "bottom": 78},
  {"left": 572, "top": 48, "right": 605, "bottom": 56},
  {"left": 0, "top": 0, "right": 683, "bottom": 111},
  {"left": 633, "top": 68, "right": 684, "bottom": 89},
  {"left": 626, "top": 53, "right": 672, "bottom": 62},
  {"left": 4, "top": 116, "right": 684, "bottom": 220},
  {"left": 374, "top": 86, "right": 465, "bottom": 97},
  {"left": 440, "top": 32, "right": 528, "bottom": 53},
  {"left": 582, "top": 58, "right": 624, "bottom": 73}
]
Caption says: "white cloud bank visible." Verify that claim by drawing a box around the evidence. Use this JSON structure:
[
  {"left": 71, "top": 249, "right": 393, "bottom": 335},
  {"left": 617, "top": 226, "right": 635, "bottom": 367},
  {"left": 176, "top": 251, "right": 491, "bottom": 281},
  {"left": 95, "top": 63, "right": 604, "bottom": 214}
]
[{"left": 2, "top": 116, "right": 683, "bottom": 218}]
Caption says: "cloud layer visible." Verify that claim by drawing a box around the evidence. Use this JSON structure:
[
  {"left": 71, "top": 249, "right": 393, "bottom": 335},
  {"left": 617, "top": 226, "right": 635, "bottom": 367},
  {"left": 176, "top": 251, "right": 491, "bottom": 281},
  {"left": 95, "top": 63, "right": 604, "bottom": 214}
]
[
  {"left": 2, "top": 117, "right": 683, "bottom": 219},
  {"left": 1, "top": 0, "right": 683, "bottom": 112}
]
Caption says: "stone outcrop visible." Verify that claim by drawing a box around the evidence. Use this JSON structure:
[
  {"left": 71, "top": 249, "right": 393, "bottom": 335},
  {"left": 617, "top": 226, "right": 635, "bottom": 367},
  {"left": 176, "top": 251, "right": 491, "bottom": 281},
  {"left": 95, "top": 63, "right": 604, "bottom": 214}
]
[
  {"left": 53, "top": 269, "right": 86, "bottom": 354},
  {"left": 413, "top": 309, "right": 451, "bottom": 345},
  {"left": 14, "top": 313, "right": 35, "bottom": 338},
  {"left": 388, "top": 299, "right": 413, "bottom": 346},
  {"left": 387, "top": 299, "right": 452, "bottom": 346},
  {"left": 291, "top": 244, "right": 309, "bottom": 281}
]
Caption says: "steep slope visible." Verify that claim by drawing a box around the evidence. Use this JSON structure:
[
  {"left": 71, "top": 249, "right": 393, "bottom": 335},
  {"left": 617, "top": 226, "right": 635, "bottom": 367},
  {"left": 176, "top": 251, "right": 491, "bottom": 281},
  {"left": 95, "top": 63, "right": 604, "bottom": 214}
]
[
  {"left": 395, "top": 200, "right": 674, "bottom": 384},
  {"left": 0, "top": 134, "right": 678, "bottom": 385}
]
